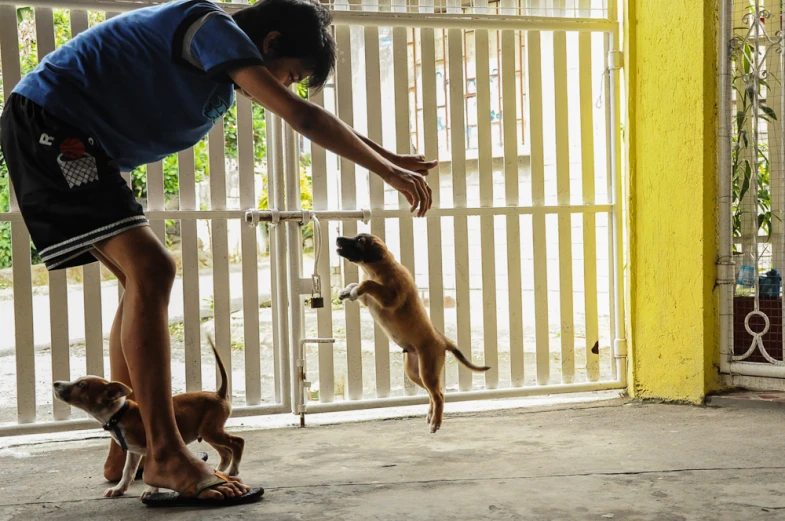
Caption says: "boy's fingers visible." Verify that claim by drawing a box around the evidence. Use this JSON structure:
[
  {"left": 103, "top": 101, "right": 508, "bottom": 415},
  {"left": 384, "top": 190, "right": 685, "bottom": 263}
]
[{"left": 416, "top": 182, "right": 428, "bottom": 217}]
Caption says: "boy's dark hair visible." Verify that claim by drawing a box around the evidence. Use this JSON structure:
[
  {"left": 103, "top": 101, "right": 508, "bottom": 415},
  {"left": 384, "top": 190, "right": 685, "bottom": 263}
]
[{"left": 232, "top": 0, "right": 336, "bottom": 91}]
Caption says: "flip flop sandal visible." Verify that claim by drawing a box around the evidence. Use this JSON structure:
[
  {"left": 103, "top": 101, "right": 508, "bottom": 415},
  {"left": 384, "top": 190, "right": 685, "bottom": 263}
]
[
  {"left": 134, "top": 451, "right": 209, "bottom": 481},
  {"left": 141, "top": 471, "right": 264, "bottom": 508}
]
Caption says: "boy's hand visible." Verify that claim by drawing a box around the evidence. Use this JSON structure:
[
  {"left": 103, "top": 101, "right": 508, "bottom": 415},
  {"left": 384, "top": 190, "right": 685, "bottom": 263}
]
[
  {"left": 382, "top": 166, "right": 433, "bottom": 217},
  {"left": 389, "top": 154, "right": 439, "bottom": 176}
]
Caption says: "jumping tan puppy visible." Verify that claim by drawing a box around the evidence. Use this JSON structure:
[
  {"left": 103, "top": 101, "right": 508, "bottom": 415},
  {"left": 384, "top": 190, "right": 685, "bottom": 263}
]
[
  {"left": 52, "top": 336, "right": 244, "bottom": 499},
  {"left": 337, "top": 233, "right": 490, "bottom": 433}
]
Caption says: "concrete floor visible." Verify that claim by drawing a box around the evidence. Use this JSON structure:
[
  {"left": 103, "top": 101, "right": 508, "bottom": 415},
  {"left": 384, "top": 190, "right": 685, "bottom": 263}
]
[{"left": 0, "top": 398, "right": 784, "bottom": 520}]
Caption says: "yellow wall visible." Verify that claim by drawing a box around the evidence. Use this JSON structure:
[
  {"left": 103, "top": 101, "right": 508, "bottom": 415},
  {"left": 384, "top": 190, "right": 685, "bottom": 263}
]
[{"left": 625, "top": 0, "right": 721, "bottom": 402}]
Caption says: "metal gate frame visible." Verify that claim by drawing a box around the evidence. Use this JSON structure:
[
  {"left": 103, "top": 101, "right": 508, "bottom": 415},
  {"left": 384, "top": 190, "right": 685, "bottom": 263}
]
[
  {"left": 719, "top": 0, "right": 785, "bottom": 379},
  {"left": 0, "top": 0, "right": 627, "bottom": 436}
]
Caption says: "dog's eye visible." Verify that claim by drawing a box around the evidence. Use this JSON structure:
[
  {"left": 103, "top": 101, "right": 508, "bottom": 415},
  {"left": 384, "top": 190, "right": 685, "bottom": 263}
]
[{"left": 76, "top": 382, "right": 85, "bottom": 389}]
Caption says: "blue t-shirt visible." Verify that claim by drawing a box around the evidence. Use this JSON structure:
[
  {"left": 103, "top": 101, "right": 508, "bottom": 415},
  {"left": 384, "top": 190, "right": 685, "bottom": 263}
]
[{"left": 14, "top": 0, "right": 264, "bottom": 171}]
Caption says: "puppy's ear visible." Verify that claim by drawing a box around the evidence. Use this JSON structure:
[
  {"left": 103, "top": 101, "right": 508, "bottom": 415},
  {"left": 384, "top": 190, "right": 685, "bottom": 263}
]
[{"left": 105, "top": 382, "right": 132, "bottom": 400}]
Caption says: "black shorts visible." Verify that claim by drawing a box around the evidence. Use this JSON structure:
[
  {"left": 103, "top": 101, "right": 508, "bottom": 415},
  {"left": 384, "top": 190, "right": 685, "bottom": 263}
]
[{"left": 0, "top": 94, "right": 148, "bottom": 270}]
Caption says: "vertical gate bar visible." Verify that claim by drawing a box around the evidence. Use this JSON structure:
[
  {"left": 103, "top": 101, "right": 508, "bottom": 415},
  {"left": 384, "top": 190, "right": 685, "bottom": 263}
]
[
  {"left": 1, "top": 5, "right": 36, "bottom": 423},
  {"left": 447, "top": 2, "right": 474, "bottom": 392},
  {"left": 603, "top": 33, "right": 616, "bottom": 378},
  {"left": 392, "top": 5, "right": 417, "bottom": 395},
  {"left": 364, "top": 17, "right": 392, "bottom": 399},
  {"left": 391, "top": 24, "right": 416, "bottom": 265},
  {"left": 49, "top": 270, "right": 70, "bottom": 418},
  {"left": 475, "top": 0, "right": 501, "bottom": 387},
  {"left": 578, "top": 0, "right": 599, "bottom": 382},
  {"left": 35, "top": 8, "right": 56, "bottom": 56},
  {"left": 178, "top": 147, "right": 202, "bottom": 391},
  {"left": 35, "top": 8, "right": 71, "bottom": 419},
  {"left": 764, "top": 0, "right": 785, "bottom": 364},
  {"left": 237, "top": 94, "right": 262, "bottom": 405},
  {"left": 527, "top": 22, "right": 551, "bottom": 386},
  {"left": 336, "top": 24, "right": 364, "bottom": 400},
  {"left": 718, "top": 0, "right": 733, "bottom": 375},
  {"left": 232, "top": 0, "right": 260, "bottom": 408},
  {"left": 284, "top": 117, "right": 304, "bottom": 415},
  {"left": 147, "top": 161, "right": 166, "bottom": 242},
  {"left": 70, "top": 9, "right": 88, "bottom": 35},
  {"left": 264, "top": 111, "right": 279, "bottom": 403},
  {"left": 69, "top": 10, "right": 104, "bottom": 380},
  {"left": 501, "top": 0, "right": 521, "bottom": 388},
  {"left": 608, "top": 27, "right": 627, "bottom": 382},
  {"left": 208, "top": 124, "right": 232, "bottom": 397},
  {"left": 421, "top": 27, "right": 445, "bottom": 355},
  {"left": 778, "top": 0, "right": 785, "bottom": 373},
  {"left": 83, "top": 263, "right": 104, "bottom": 377},
  {"left": 269, "top": 113, "right": 290, "bottom": 408},
  {"left": 309, "top": 87, "right": 335, "bottom": 403},
  {"left": 553, "top": 27, "right": 575, "bottom": 383}
]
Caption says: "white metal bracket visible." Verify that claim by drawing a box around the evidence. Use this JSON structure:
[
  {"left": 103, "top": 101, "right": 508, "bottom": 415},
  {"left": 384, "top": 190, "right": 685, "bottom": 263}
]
[
  {"left": 614, "top": 338, "right": 628, "bottom": 358},
  {"left": 716, "top": 260, "right": 736, "bottom": 286},
  {"left": 607, "top": 51, "right": 623, "bottom": 70}
]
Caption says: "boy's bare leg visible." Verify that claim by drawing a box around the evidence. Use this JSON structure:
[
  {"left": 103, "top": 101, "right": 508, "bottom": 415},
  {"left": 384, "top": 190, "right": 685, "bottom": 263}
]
[
  {"left": 95, "top": 226, "right": 248, "bottom": 499},
  {"left": 90, "top": 251, "right": 142, "bottom": 482},
  {"left": 103, "top": 296, "right": 133, "bottom": 481}
]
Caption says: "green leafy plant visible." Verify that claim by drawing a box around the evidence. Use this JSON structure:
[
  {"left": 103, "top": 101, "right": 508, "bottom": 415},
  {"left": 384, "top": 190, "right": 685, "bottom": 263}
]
[{"left": 731, "top": 39, "right": 779, "bottom": 250}]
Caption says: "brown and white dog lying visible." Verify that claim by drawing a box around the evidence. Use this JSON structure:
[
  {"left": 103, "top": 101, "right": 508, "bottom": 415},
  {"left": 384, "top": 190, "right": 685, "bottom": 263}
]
[
  {"left": 337, "top": 233, "right": 491, "bottom": 433},
  {"left": 52, "top": 336, "right": 243, "bottom": 498}
]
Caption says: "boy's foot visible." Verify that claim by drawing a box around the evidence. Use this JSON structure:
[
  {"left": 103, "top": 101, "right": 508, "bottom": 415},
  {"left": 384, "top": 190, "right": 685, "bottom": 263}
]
[{"left": 144, "top": 448, "right": 249, "bottom": 500}]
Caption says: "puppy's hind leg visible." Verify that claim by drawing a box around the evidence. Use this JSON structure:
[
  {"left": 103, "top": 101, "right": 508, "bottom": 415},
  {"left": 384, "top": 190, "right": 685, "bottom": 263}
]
[
  {"left": 214, "top": 445, "right": 233, "bottom": 474},
  {"left": 419, "top": 354, "right": 446, "bottom": 434},
  {"left": 104, "top": 451, "right": 142, "bottom": 497},
  {"left": 201, "top": 430, "right": 246, "bottom": 477},
  {"left": 404, "top": 351, "right": 432, "bottom": 423}
]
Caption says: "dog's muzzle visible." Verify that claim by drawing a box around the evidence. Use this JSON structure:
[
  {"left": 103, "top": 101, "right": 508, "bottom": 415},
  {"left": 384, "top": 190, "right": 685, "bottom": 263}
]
[{"left": 52, "top": 382, "right": 70, "bottom": 401}]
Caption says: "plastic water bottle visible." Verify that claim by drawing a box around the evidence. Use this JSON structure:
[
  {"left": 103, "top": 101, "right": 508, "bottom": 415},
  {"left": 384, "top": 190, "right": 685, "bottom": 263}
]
[{"left": 736, "top": 250, "right": 756, "bottom": 297}]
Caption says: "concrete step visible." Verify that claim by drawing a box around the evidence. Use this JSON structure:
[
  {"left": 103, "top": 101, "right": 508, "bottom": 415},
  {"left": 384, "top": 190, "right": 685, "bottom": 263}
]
[{"left": 707, "top": 390, "right": 785, "bottom": 410}]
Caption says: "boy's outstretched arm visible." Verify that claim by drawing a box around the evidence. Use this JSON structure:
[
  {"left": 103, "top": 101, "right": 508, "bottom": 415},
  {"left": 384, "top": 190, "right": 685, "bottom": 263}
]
[
  {"left": 230, "top": 64, "right": 433, "bottom": 216},
  {"left": 351, "top": 131, "right": 439, "bottom": 176}
]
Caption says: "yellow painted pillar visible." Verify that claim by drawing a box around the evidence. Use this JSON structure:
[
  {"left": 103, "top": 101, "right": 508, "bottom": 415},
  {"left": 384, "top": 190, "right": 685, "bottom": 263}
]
[{"left": 625, "top": 0, "right": 721, "bottom": 402}]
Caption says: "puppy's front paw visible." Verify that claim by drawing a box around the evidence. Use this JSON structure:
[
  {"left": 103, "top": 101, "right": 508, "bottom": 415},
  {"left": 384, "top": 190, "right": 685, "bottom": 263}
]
[
  {"left": 339, "top": 283, "right": 359, "bottom": 301},
  {"left": 104, "top": 485, "right": 127, "bottom": 498},
  {"left": 429, "top": 419, "right": 442, "bottom": 434},
  {"left": 141, "top": 486, "right": 159, "bottom": 499}
]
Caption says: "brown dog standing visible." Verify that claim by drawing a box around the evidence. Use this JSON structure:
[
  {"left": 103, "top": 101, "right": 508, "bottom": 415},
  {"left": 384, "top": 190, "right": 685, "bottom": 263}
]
[
  {"left": 52, "top": 336, "right": 244, "bottom": 498},
  {"left": 337, "top": 233, "right": 490, "bottom": 433}
]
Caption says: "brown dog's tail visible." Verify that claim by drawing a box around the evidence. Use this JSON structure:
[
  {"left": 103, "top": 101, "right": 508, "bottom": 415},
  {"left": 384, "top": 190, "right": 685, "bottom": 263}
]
[
  {"left": 207, "top": 334, "right": 228, "bottom": 400},
  {"left": 445, "top": 340, "right": 491, "bottom": 372}
]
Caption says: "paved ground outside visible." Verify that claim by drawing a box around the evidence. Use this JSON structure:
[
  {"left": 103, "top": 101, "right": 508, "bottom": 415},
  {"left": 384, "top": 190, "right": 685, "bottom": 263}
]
[{"left": 0, "top": 395, "right": 783, "bottom": 520}]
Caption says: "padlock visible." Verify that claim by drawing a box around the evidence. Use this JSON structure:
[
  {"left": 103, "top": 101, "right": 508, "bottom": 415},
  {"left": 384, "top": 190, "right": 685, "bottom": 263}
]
[{"left": 310, "top": 297, "right": 324, "bottom": 309}]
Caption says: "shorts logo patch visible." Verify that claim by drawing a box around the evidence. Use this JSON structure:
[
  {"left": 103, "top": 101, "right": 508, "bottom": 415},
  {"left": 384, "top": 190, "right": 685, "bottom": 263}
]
[
  {"left": 57, "top": 138, "right": 98, "bottom": 188},
  {"left": 39, "top": 133, "right": 55, "bottom": 146}
]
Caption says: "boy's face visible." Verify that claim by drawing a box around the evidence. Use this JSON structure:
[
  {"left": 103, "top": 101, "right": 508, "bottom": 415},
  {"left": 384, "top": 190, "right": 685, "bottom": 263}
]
[{"left": 265, "top": 57, "right": 312, "bottom": 88}]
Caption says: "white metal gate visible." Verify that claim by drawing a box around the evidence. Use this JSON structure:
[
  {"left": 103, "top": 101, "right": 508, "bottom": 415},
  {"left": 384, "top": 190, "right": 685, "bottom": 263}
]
[
  {"left": 719, "top": 0, "right": 785, "bottom": 379},
  {"left": 0, "top": 0, "right": 625, "bottom": 436}
]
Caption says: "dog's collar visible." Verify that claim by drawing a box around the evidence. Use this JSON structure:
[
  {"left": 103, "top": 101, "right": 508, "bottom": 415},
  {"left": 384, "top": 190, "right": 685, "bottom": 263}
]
[{"left": 102, "top": 401, "right": 129, "bottom": 451}]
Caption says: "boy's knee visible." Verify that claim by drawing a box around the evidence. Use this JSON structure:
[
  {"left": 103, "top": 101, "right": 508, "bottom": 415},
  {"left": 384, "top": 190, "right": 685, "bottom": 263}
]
[{"left": 127, "top": 249, "right": 176, "bottom": 298}]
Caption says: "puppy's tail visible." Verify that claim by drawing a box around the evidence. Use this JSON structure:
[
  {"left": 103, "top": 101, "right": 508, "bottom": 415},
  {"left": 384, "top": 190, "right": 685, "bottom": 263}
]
[
  {"left": 445, "top": 339, "right": 491, "bottom": 372},
  {"left": 207, "top": 333, "right": 228, "bottom": 400}
]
